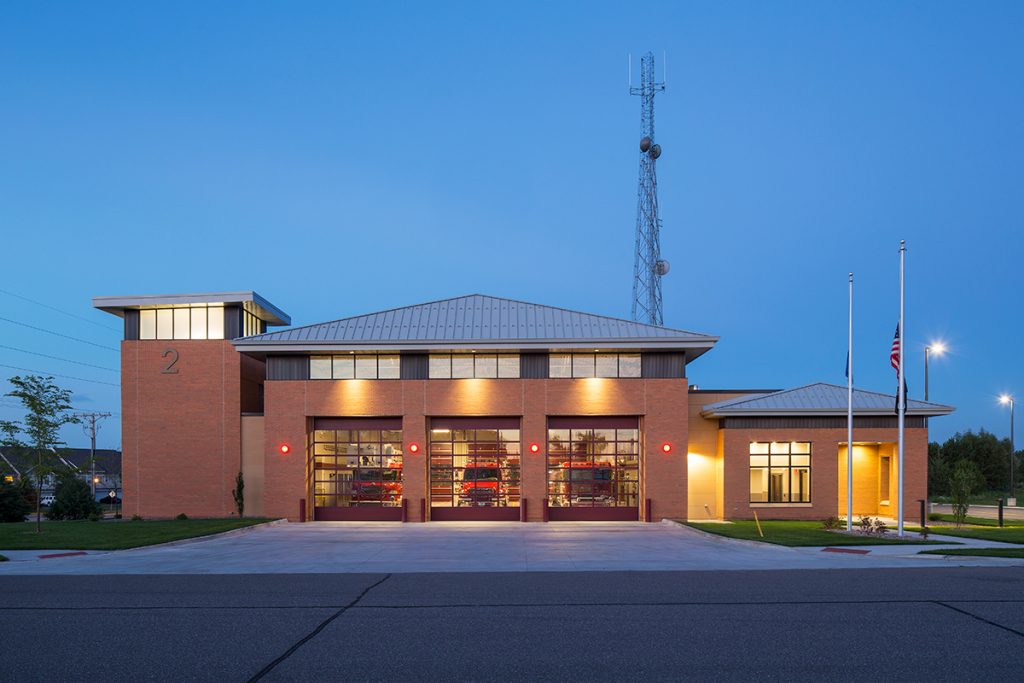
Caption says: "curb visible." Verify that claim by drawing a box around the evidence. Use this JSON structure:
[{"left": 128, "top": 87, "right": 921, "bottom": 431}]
[
  {"left": 118, "top": 518, "right": 289, "bottom": 553},
  {"left": 663, "top": 519, "right": 798, "bottom": 550}
]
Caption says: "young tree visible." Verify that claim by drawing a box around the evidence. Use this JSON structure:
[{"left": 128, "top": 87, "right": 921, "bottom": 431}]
[
  {"left": 232, "top": 471, "right": 245, "bottom": 517},
  {"left": 0, "top": 375, "right": 79, "bottom": 532},
  {"left": 948, "top": 459, "right": 985, "bottom": 528}
]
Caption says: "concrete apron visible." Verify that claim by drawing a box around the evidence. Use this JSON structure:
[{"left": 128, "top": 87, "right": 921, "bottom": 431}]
[{"left": 0, "top": 520, "right": 1021, "bottom": 575}]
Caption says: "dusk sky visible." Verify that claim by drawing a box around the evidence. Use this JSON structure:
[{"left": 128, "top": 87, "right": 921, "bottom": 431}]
[{"left": 1, "top": 2, "right": 1021, "bottom": 449}]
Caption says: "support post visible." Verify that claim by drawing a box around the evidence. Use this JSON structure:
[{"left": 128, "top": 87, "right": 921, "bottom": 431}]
[
  {"left": 918, "top": 499, "right": 926, "bottom": 531},
  {"left": 998, "top": 498, "right": 1004, "bottom": 528}
]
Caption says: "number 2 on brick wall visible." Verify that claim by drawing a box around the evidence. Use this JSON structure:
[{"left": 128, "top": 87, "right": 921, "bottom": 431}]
[{"left": 161, "top": 348, "right": 179, "bottom": 374}]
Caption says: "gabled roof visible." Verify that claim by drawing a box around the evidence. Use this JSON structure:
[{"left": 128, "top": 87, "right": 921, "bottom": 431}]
[
  {"left": 700, "top": 383, "right": 955, "bottom": 418},
  {"left": 58, "top": 449, "right": 122, "bottom": 476},
  {"left": 233, "top": 294, "right": 718, "bottom": 357}
]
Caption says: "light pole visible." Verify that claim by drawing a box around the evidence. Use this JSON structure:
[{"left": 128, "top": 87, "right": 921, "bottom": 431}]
[
  {"left": 1000, "top": 395, "right": 1015, "bottom": 505},
  {"left": 924, "top": 342, "right": 946, "bottom": 401}
]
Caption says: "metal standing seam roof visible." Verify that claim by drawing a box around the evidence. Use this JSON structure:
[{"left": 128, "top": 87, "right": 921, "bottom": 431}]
[
  {"left": 232, "top": 294, "right": 718, "bottom": 352},
  {"left": 699, "top": 383, "right": 955, "bottom": 417}
]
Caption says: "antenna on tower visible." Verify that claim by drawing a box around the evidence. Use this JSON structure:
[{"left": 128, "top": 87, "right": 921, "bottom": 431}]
[{"left": 630, "top": 51, "right": 668, "bottom": 326}]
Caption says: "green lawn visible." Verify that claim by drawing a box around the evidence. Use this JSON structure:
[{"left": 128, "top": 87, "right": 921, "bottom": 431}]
[
  {"left": 682, "top": 520, "right": 940, "bottom": 547},
  {"left": 927, "top": 513, "right": 1024, "bottom": 527},
  {"left": 916, "top": 525, "right": 1024, "bottom": 545},
  {"left": 919, "top": 547, "right": 1024, "bottom": 559},
  {"left": 931, "top": 488, "right": 1024, "bottom": 506},
  {"left": 0, "top": 518, "right": 273, "bottom": 550}
]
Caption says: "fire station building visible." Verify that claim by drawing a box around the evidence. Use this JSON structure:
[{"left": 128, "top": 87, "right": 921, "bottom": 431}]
[{"left": 93, "top": 292, "right": 953, "bottom": 523}]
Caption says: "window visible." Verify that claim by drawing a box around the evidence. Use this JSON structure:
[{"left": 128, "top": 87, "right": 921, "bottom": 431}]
[
  {"left": 749, "top": 441, "right": 811, "bottom": 503},
  {"left": 308, "top": 354, "right": 401, "bottom": 379},
  {"left": 880, "top": 455, "right": 891, "bottom": 505},
  {"left": 312, "top": 428, "right": 403, "bottom": 508},
  {"left": 138, "top": 305, "right": 225, "bottom": 340},
  {"left": 428, "top": 354, "right": 520, "bottom": 379},
  {"left": 430, "top": 426, "right": 520, "bottom": 508},
  {"left": 548, "top": 353, "right": 643, "bottom": 378},
  {"left": 242, "top": 310, "right": 263, "bottom": 337},
  {"left": 547, "top": 426, "right": 639, "bottom": 508}
]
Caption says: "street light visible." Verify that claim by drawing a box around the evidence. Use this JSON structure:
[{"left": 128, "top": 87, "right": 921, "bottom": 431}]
[
  {"left": 1000, "top": 394, "right": 1015, "bottom": 505},
  {"left": 924, "top": 342, "right": 946, "bottom": 401}
]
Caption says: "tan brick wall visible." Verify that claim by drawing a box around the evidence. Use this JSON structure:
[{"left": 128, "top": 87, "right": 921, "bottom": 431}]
[
  {"left": 722, "top": 427, "right": 928, "bottom": 521},
  {"left": 121, "top": 340, "right": 240, "bottom": 519},
  {"left": 686, "top": 392, "right": 747, "bottom": 520}
]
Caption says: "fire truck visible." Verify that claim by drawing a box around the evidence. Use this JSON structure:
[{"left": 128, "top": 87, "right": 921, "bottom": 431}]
[
  {"left": 457, "top": 461, "right": 519, "bottom": 507},
  {"left": 349, "top": 460, "right": 403, "bottom": 505},
  {"left": 550, "top": 461, "right": 614, "bottom": 506}
]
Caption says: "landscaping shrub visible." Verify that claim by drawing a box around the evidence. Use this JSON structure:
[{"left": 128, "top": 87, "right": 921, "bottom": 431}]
[
  {"left": 175, "top": 513, "right": 188, "bottom": 520},
  {"left": 0, "top": 480, "right": 31, "bottom": 522},
  {"left": 821, "top": 516, "right": 843, "bottom": 530},
  {"left": 47, "top": 475, "right": 100, "bottom": 521},
  {"left": 130, "top": 514, "right": 143, "bottom": 521},
  {"left": 87, "top": 511, "right": 101, "bottom": 522},
  {"left": 928, "top": 512, "right": 941, "bottom": 522}
]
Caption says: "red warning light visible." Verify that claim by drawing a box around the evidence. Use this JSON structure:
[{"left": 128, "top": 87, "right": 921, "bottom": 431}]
[
  {"left": 280, "top": 444, "right": 291, "bottom": 455},
  {"left": 661, "top": 443, "right": 672, "bottom": 454},
  {"left": 409, "top": 443, "right": 420, "bottom": 453},
  {"left": 529, "top": 443, "right": 540, "bottom": 454}
]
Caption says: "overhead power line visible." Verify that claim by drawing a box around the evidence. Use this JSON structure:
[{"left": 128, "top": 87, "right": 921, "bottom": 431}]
[
  {"left": 0, "top": 363, "right": 119, "bottom": 387},
  {"left": 0, "top": 399, "right": 119, "bottom": 416},
  {"left": 0, "top": 287, "right": 119, "bottom": 333},
  {"left": 0, "top": 316, "right": 119, "bottom": 352},
  {"left": 0, "top": 344, "right": 119, "bottom": 372}
]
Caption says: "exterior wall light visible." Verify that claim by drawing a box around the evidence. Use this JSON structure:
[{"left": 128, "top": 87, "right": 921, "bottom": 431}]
[
  {"left": 529, "top": 443, "right": 540, "bottom": 453},
  {"left": 661, "top": 443, "right": 672, "bottom": 454},
  {"left": 279, "top": 444, "right": 291, "bottom": 455},
  {"left": 409, "top": 443, "right": 420, "bottom": 453}
]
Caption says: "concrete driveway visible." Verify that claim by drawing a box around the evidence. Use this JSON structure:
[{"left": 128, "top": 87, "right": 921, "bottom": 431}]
[{"left": 0, "top": 520, "right": 1020, "bottom": 575}]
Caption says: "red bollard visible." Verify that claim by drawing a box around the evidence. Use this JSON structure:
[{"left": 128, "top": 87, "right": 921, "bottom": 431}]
[
  {"left": 542, "top": 497, "right": 549, "bottom": 523},
  {"left": 520, "top": 498, "right": 528, "bottom": 523},
  {"left": 645, "top": 498, "right": 652, "bottom": 523},
  {"left": 401, "top": 498, "right": 408, "bottom": 523},
  {"left": 299, "top": 498, "right": 306, "bottom": 523},
  {"left": 420, "top": 498, "right": 427, "bottom": 523}
]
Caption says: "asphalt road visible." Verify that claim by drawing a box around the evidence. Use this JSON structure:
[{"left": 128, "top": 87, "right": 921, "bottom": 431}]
[{"left": 2, "top": 567, "right": 1022, "bottom": 681}]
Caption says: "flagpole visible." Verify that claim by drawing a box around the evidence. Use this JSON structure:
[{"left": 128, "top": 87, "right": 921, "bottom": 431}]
[
  {"left": 847, "top": 272, "right": 854, "bottom": 532},
  {"left": 897, "top": 240, "right": 906, "bottom": 537}
]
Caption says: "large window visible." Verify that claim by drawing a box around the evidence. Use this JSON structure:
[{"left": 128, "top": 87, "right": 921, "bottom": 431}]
[
  {"left": 547, "top": 426, "right": 639, "bottom": 508},
  {"left": 549, "top": 353, "right": 642, "bottom": 378},
  {"left": 428, "top": 354, "right": 520, "bottom": 379},
  {"left": 430, "top": 426, "right": 520, "bottom": 508},
  {"left": 749, "top": 442, "right": 811, "bottom": 503},
  {"left": 242, "top": 310, "right": 264, "bottom": 337},
  {"left": 312, "top": 428, "right": 403, "bottom": 508},
  {"left": 139, "top": 305, "right": 225, "bottom": 340},
  {"left": 309, "top": 354, "right": 401, "bottom": 380}
]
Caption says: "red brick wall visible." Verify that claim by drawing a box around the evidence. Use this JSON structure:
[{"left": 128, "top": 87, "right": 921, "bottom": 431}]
[
  {"left": 720, "top": 426, "right": 929, "bottom": 521},
  {"left": 121, "top": 340, "right": 240, "bottom": 518},
  {"left": 262, "top": 377, "right": 689, "bottom": 522}
]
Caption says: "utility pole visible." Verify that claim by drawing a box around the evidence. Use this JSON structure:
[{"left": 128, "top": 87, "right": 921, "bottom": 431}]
[{"left": 78, "top": 412, "right": 112, "bottom": 497}]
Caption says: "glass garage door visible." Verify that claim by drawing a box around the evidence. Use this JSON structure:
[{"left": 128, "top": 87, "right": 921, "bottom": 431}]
[
  {"left": 546, "top": 417, "right": 640, "bottom": 521},
  {"left": 311, "top": 417, "right": 403, "bottom": 521},
  {"left": 429, "top": 417, "right": 521, "bottom": 521}
]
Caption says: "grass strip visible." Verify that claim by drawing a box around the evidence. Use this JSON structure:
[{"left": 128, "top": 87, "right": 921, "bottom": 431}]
[
  {"left": 0, "top": 518, "right": 273, "bottom": 551},
  {"left": 682, "top": 520, "right": 939, "bottom": 547}
]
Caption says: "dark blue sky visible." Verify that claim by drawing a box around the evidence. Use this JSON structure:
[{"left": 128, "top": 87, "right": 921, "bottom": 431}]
[{"left": 1, "top": 2, "right": 1021, "bottom": 449}]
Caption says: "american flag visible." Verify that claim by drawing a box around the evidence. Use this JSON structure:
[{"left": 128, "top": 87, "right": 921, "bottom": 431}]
[{"left": 890, "top": 324, "right": 901, "bottom": 374}]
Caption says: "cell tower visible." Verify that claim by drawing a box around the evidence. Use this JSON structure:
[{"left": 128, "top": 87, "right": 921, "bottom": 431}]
[{"left": 630, "top": 51, "right": 670, "bottom": 326}]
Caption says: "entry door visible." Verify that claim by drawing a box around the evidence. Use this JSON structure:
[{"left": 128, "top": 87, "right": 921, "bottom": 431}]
[{"left": 429, "top": 418, "right": 520, "bottom": 521}]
